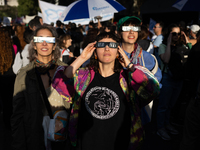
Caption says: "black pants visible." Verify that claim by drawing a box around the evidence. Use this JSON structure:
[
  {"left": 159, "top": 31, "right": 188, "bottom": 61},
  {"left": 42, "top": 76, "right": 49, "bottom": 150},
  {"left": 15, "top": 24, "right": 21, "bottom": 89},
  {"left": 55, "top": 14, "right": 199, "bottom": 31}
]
[
  {"left": 0, "top": 75, "right": 15, "bottom": 129},
  {"left": 180, "top": 98, "right": 200, "bottom": 150}
]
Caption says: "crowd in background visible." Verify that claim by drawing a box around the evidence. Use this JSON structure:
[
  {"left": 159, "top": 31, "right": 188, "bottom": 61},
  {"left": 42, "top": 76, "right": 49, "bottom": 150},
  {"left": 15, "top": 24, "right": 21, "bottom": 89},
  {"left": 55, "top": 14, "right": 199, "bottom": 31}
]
[{"left": 0, "top": 15, "right": 200, "bottom": 150}]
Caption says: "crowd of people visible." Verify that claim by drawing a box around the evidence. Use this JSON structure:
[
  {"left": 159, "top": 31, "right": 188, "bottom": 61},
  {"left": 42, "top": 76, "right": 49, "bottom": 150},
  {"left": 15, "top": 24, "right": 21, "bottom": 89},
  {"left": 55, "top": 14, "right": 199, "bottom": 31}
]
[{"left": 0, "top": 14, "right": 200, "bottom": 150}]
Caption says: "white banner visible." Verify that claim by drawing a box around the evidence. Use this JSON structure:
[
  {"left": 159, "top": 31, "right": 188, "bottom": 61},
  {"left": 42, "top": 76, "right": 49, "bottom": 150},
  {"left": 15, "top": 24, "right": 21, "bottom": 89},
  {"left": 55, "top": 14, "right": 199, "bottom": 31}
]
[
  {"left": 23, "top": 15, "right": 35, "bottom": 24},
  {"left": 64, "top": 18, "right": 91, "bottom": 26},
  {"left": 0, "top": 0, "right": 5, "bottom": 6},
  {"left": 38, "top": 12, "right": 43, "bottom": 18},
  {"left": 64, "top": 13, "right": 114, "bottom": 26},
  {"left": 39, "top": 0, "right": 67, "bottom": 25},
  {"left": 92, "top": 13, "right": 114, "bottom": 23},
  {"left": 39, "top": 0, "right": 114, "bottom": 26}
]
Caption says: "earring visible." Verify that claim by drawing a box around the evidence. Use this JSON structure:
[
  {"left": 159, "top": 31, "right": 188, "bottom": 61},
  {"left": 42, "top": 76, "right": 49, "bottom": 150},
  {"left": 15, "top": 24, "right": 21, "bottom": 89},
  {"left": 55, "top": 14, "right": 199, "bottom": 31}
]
[
  {"left": 116, "top": 55, "right": 119, "bottom": 59},
  {"left": 95, "top": 56, "right": 97, "bottom": 59}
]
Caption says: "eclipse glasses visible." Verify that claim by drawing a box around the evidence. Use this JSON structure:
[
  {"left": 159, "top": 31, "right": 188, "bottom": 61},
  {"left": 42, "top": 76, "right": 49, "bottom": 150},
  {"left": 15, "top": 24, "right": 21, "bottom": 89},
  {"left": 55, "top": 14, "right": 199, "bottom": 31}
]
[
  {"left": 33, "top": 37, "right": 55, "bottom": 43},
  {"left": 171, "top": 32, "right": 181, "bottom": 36},
  {"left": 95, "top": 42, "right": 119, "bottom": 48},
  {"left": 122, "top": 26, "right": 141, "bottom": 32}
]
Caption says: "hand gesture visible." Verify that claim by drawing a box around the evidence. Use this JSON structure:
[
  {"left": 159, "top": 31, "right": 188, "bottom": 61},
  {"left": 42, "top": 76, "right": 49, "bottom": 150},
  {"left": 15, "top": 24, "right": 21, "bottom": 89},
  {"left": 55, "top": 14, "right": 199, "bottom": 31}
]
[
  {"left": 69, "top": 52, "right": 74, "bottom": 58},
  {"left": 80, "top": 42, "right": 96, "bottom": 61},
  {"left": 167, "top": 32, "right": 172, "bottom": 45},
  {"left": 117, "top": 46, "right": 131, "bottom": 68},
  {"left": 181, "top": 31, "right": 189, "bottom": 43}
]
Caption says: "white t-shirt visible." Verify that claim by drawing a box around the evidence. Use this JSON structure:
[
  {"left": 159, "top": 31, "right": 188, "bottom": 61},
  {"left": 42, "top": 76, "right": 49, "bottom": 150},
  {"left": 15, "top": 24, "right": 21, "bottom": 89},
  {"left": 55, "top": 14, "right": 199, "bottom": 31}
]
[
  {"left": 60, "top": 49, "right": 70, "bottom": 61},
  {"left": 12, "top": 44, "right": 30, "bottom": 74}
]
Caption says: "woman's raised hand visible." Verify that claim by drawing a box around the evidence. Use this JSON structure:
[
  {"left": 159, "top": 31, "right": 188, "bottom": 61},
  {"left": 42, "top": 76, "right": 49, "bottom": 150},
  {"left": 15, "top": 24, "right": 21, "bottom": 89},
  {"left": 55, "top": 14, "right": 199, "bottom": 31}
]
[
  {"left": 80, "top": 42, "right": 96, "bottom": 61},
  {"left": 117, "top": 46, "right": 131, "bottom": 68},
  {"left": 181, "top": 31, "right": 189, "bottom": 43}
]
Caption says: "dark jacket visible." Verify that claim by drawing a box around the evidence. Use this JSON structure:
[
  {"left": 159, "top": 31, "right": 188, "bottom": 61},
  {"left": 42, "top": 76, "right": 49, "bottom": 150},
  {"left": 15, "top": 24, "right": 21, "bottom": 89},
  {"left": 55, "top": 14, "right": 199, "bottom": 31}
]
[
  {"left": 184, "top": 42, "right": 200, "bottom": 97},
  {"left": 11, "top": 60, "right": 68, "bottom": 150}
]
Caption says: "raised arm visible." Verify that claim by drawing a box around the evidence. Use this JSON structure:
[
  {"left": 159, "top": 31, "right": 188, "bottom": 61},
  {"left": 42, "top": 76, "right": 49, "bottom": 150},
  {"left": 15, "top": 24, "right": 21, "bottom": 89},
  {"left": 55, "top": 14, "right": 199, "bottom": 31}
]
[
  {"left": 64, "top": 42, "right": 96, "bottom": 78},
  {"left": 160, "top": 33, "right": 172, "bottom": 63}
]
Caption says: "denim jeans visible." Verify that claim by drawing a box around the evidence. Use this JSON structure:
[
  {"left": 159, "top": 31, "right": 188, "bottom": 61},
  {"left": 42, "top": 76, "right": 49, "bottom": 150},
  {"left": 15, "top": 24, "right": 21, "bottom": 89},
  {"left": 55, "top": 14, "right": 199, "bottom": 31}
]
[{"left": 157, "top": 73, "right": 183, "bottom": 129}]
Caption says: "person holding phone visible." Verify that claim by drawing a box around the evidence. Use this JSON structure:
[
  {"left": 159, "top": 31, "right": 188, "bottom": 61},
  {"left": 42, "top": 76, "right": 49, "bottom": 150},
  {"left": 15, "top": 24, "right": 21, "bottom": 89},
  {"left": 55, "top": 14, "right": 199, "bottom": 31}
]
[{"left": 52, "top": 32, "right": 160, "bottom": 150}]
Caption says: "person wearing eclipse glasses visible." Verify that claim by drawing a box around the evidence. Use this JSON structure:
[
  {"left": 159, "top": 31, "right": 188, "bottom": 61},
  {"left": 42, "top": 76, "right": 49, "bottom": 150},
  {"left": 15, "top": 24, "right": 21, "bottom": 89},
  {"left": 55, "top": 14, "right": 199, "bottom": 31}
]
[
  {"left": 11, "top": 25, "right": 70, "bottom": 150},
  {"left": 117, "top": 16, "right": 162, "bottom": 127},
  {"left": 117, "top": 16, "right": 162, "bottom": 85},
  {"left": 52, "top": 32, "right": 160, "bottom": 150},
  {"left": 156, "top": 24, "right": 192, "bottom": 141}
]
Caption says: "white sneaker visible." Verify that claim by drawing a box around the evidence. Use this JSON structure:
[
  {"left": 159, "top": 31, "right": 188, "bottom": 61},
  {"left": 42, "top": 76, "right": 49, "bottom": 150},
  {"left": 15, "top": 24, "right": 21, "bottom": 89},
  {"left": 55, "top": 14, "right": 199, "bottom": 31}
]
[
  {"left": 157, "top": 128, "right": 171, "bottom": 140},
  {"left": 166, "top": 124, "right": 179, "bottom": 135}
]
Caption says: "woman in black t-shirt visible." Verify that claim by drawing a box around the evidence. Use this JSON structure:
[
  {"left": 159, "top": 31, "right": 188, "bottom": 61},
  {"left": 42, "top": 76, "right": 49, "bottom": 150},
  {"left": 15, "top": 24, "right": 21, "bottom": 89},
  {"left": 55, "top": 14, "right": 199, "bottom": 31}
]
[{"left": 52, "top": 32, "right": 160, "bottom": 150}]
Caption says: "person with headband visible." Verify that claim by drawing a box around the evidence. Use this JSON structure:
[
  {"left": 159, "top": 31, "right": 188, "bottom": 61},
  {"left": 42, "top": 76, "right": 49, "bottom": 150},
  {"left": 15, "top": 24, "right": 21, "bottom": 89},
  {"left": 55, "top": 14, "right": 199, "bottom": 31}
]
[
  {"left": 52, "top": 32, "right": 160, "bottom": 150},
  {"left": 117, "top": 16, "right": 162, "bottom": 125},
  {"left": 11, "top": 25, "right": 70, "bottom": 150}
]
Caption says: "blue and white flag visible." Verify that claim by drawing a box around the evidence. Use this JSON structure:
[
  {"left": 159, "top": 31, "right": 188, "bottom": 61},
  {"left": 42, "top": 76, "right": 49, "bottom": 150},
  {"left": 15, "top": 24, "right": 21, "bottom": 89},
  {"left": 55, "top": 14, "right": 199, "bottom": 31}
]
[
  {"left": 39, "top": 0, "right": 67, "bottom": 25},
  {"left": 149, "top": 18, "right": 156, "bottom": 34}
]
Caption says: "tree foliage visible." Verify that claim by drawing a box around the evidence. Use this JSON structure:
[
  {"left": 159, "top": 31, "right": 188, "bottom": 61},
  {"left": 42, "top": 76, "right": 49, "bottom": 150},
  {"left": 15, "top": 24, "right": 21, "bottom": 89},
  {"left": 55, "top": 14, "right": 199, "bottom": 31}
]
[
  {"left": 17, "top": 0, "right": 55, "bottom": 16},
  {"left": 17, "top": 0, "right": 37, "bottom": 16},
  {"left": 0, "top": 6, "right": 18, "bottom": 18}
]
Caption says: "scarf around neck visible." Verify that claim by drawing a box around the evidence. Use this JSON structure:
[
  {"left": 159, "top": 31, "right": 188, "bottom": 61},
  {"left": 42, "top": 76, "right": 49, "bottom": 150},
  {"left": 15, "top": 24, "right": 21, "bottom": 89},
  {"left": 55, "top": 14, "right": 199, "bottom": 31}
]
[
  {"left": 34, "top": 59, "right": 57, "bottom": 85},
  {"left": 34, "top": 58, "right": 56, "bottom": 74}
]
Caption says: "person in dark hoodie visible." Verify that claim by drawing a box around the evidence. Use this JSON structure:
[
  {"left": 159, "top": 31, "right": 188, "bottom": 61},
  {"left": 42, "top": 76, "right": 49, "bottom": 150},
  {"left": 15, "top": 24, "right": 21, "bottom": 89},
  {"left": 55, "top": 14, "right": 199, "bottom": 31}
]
[{"left": 180, "top": 30, "right": 200, "bottom": 150}]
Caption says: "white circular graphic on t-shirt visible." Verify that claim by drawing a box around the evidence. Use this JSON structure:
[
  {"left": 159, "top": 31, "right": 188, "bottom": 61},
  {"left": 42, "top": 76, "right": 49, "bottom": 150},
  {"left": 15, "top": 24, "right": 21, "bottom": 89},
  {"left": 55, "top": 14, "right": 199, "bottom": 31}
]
[{"left": 85, "top": 86, "right": 120, "bottom": 120}]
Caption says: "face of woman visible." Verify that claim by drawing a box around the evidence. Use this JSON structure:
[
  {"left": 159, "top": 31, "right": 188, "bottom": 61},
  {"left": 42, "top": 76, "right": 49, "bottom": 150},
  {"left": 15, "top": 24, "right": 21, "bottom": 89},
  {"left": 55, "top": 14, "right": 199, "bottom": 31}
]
[
  {"left": 95, "top": 38, "right": 118, "bottom": 65},
  {"left": 171, "top": 27, "right": 181, "bottom": 42},
  {"left": 121, "top": 24, "right": 138, "bottom": 44},
  {"left": 34, "top": 29, "right": 56, "bottom": 61},
  {"left": 65, "top": 38, "right": 72, "bottom": 48}
]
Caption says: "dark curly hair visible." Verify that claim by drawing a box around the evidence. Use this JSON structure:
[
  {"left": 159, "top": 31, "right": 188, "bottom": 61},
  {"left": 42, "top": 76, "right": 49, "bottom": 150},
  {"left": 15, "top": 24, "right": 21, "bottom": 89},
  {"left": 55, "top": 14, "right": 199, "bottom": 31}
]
[
  {"left": 14, "top": 25, "right": 26, "bottom": 50},
  {"left": 29, "top": 25, "right": 61, "bottom": 62},
  {"left": 86, "top": 32, "right": 123, "bottom": 73},
  {"left": 162, "top": 24, "right": 182, "bottom": 46},
  {"left": 82, "top": 28, "right": 99, "bottom": 49},
  {"left": 0, "top": 27, "right": 13, "bottom": 74}
]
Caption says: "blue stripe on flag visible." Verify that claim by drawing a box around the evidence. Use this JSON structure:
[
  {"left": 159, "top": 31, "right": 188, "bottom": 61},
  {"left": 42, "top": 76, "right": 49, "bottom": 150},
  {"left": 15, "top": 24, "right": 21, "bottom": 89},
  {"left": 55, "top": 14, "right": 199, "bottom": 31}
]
[{"left": 64, "top": 0, "right": 89, "bottom": 21}]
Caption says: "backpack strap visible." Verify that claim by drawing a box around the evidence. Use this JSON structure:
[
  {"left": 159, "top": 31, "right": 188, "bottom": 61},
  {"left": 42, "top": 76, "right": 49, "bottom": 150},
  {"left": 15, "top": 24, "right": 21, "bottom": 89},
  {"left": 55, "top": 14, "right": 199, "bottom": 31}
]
[
  {"left": 61, "top": 49, "right": 65, "bottom": 55},
  {"left": 141, "top": 51, "right": 145, "bottom": 66},
  {"left": 19, "top": 51, "right": 23, "bottom": 59},
  {"left": 36, "top": 69, "right": 53, "bottom": 119},
  {"left": 141, "top": 52, "right": 158, "bottom": 75},
  {"left": 150, "top": 54, "right": 158, "bottom": 75}
]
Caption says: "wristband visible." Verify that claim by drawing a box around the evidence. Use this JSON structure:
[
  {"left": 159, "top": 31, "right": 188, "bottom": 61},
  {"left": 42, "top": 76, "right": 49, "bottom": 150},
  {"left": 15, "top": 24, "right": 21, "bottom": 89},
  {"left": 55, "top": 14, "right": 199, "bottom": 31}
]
[{"left": 126, "top": 62, "right": 133, "bottom": 69}]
